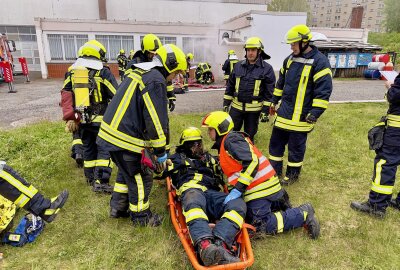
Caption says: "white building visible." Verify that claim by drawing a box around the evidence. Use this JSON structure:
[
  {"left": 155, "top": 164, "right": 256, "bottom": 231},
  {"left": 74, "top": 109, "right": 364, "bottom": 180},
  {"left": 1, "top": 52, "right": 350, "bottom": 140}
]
[{"left": 0, "top": 0, "right": 306, "bottom": 79}]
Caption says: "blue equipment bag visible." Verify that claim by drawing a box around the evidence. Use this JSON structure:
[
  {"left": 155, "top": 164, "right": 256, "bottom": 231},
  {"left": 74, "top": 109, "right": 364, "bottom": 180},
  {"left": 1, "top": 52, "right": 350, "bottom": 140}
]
[{"left": 2, "top": 213, "right": 45, "bottom": 247}]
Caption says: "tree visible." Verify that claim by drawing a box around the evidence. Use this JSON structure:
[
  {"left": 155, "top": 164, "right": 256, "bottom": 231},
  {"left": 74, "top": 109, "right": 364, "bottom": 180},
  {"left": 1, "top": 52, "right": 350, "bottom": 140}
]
[
  {"left": 267, "top": 0, "right": 309, "bottom": 12},
  {"left": 384, "top": 0, "right": 400, "bottom": 32}
]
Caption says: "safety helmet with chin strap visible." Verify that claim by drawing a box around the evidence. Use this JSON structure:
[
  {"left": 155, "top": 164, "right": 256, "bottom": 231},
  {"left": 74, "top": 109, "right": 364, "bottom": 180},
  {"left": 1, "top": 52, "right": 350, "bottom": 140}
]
[
  {"left": 285, "top": 24, "right": 313, "bottom": 55},
  {"left": 201, "top": 111, "right": 234, "bottom": 136},
  {"left": 244, "top": 37, "right": 271, "bottom": 60}
]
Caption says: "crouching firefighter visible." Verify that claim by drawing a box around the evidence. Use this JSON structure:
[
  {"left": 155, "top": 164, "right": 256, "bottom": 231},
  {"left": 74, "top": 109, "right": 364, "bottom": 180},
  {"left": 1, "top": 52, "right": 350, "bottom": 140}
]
[
  {"left": 61, "top": 39, "right": 118, "bottom": 193},
  {"left": 97, "top": 44, "right": 187, "bottom": 226},
  {"left": 202, "top": 111, "right": 320, "bottom": 239},
  {"left": 156, "top": 127, "right": 245, "bottom": 266}
]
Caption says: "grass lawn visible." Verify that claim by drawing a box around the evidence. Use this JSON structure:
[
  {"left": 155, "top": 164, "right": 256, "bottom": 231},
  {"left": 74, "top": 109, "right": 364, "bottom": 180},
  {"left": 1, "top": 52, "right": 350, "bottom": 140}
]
[{"left": 0, "top": 103, "right": 399, "bottom": 270}]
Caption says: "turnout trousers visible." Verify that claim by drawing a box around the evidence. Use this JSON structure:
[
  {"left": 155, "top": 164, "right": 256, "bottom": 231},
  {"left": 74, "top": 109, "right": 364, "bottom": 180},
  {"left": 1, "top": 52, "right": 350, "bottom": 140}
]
[
  {"left": 71, "top": 129, "right": 83, "bottom": 159},
  {"left": 245, "top": 192, "right": 305, "bottom": 235},
  {"left": 80, "top": 124, "right": 112, "bottom": 185},
  {"left": 181, "top": 188, "right": 246, "bottom": 248},
  {"left": 229, "top": 107, "right": 261, "bottom": 142},
  {"left": 369, "top": 143, "right": 400, "bottom": 210},
  {"left": 0, "top": 163, "right": 50, "bottom": 216},
  {"left": 268, "top": 127, "right": 308, "bottom": 179},
  {"left": 109, "top": 151, "right": 154, "bottom": 222}
]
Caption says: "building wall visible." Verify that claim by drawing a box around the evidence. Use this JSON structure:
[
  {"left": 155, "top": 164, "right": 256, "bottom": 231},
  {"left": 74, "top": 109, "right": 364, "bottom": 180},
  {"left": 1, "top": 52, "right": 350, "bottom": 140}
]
[{"left": 307, "top": 0, "right": 385, "bottom": 32}]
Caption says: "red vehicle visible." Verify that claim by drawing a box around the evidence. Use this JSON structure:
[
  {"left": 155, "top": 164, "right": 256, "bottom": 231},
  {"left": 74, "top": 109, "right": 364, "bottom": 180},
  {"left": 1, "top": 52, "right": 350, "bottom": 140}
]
[{"left": 0, "top": 33, "right": 30, "bottom": 93}]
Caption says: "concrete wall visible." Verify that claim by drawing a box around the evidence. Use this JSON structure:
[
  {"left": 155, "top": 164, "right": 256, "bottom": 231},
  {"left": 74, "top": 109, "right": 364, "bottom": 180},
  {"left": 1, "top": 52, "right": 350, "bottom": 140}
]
[
  {"left": 249, "top": 12, "right": 306, "bottom": 69},
  {"left": 1, "top": 0, "right": 265, "bottom": 25},
  {"left": 0, "top": 0, "right": 100, "bottom": 25}
]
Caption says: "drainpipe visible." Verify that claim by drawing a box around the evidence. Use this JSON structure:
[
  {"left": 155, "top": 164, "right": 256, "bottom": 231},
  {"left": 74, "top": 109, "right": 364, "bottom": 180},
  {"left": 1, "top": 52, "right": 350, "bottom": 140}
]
[
  {"left": 98, "top": 0, "right": 107, "bottom": 20},
  {"left": 34, "top": 18, "right": 48, "bottom": 79}
]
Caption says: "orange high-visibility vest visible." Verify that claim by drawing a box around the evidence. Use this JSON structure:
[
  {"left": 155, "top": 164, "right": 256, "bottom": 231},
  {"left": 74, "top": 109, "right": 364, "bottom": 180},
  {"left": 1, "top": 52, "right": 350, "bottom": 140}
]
[{"left": 219, "top": 134, "right": 276, "bottom": 190}]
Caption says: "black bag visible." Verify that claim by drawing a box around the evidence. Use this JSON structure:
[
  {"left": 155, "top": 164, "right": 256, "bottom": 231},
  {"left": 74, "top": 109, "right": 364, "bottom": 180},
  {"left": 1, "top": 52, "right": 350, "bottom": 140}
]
[{"left": 368, "top": 117, "right": 387, "bottom": 150}]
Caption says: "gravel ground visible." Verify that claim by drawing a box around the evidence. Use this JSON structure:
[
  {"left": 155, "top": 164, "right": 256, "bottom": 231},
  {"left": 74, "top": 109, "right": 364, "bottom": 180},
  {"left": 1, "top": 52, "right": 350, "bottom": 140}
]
[{"left": 0, "top": 77, "right": 388, "bottom": 129}]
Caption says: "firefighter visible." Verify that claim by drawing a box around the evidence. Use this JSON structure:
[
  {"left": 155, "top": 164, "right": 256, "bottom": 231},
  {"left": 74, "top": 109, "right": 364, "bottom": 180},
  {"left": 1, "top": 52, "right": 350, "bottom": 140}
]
[
  {"left": 222, "top": 49, "right": 238, "bottom": 83},
  {"left": 351, "top": 77, "right": 400, "bottom": 218},
  {"left": 195, "top": 62, "right": 213, "bottom": 84},
  {"left": 183, "top": 52, "right": 193, "bottom": 92},
  {"left": 128, "top": 49, "right": 135, "bottom": 61},
  {"left": 0, "top": 161, "right": 68, "bottom": 223},
  {"left": 156, "top": 127, "right": 244, "bottom": 266},
  {"left": 268, "top": 25, "right": 333, "bottom": 186},
  {"left": 61, "top": 65, "right": 84, "bottom": 168},
  {"left": 96, "top": 44, "right": 187, "bottom": 226},
  {"left": 62, "top": 40, "right": 118, "bottom": 193},
  {"left": 223, "top": 37, "right": 275, "bottom": 142},
  {"left": 117, "top": 49, "right": 128, "bottom": 81},
  {"left": 201, "top": 111, "right": 320, "bottom": 239}
]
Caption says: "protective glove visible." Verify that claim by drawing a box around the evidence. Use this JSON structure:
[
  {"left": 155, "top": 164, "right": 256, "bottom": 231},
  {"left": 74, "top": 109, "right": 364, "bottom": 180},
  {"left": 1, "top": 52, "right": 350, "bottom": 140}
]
[
  {"left": 260, "top": 112, "right": 268, "bottom": 123},
  {"left": 223, "top": 99, "right": 232, "bottom": 112},
  {"left": 269, "top": 104, "right": 277, "bottom": 116},
  {"left": 223, "top": 188, "right": 242, "bottom": 205},
  {"left": 168, "top": 99, "right": 176, "bottom": 112},
  {"left": 260, "top": 105, "right": 269, "bottom": 123},
  {"left": 65, "top": 120, "right": 79, "bottom": 133},
  {"left": 155, "top": 153, "right": 167, "bottom": 173},
  {"left": 305, "top": 113, "right": 317, "bottom": 124}
]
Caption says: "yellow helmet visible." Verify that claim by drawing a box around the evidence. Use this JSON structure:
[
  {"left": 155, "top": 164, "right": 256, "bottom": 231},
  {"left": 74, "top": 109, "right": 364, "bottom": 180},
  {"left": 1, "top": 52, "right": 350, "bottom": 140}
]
[
  {"left": 228, "top": 49, "right": 236, "bottom": 55},
  {"left": 141, "top": 34, "right": 162, "bottom": 53},
  {"left": 120, "top": 49, "right": 125, "bottom": 54},
  {"left": 179, "top": 127, "right": 202, "bottom": 146},
  {"left": 186, "top": 53, "right": 194, "bottom": 61},
  {"left": 285, "top": 24, "right": 312, "bottom": 44},
  {"left": 201, "top": 111, "right": 234, "bottom": 136},
  {"left": 156, "top": 44, "right": 187, "bottom": 74},
  {"left": 78, "top": 40, "right": 107, "bottom": 62},
  {"left": 130, "top": 49, "right": 134, "bottom": 54},
  {"left": 244, "top": 37, "right": 270, "bottom": 60}
]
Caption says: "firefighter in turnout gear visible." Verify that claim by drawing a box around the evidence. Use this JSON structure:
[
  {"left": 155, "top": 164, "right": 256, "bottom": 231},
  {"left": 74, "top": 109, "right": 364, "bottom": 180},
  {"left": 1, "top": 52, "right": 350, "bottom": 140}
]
[
  {"left": 0, "top": 161, "right": 69, "bottom": 223},
  {"left": 97, "top": 44, "right": 187, "bottom": 226},
  {"left": 269, "top": 25, "right": 332, "bottom": 185},
  {"left": 117, "top": 49, "right": 128, "bottom": 81},
  {"left": 202, "top": 111, "right": 320, "bottom": 239},
  {"left": 222, "top": 49, "right": 238, "bottom": 82},
  {"left": 61, "top": 39, "right": 118, "bottom": 193},
  {"left": 128, "top": 49, "right": 135, "bottom": 61},
  {"left": 223, "top": 37, "right": 275, "bottom": 142},
  {"left": 62, "top": 65, "right": 83, "bottom": 167},
  {"left": 195, "top": 62, "right": 213, "bottom": 84},
  {"left": 183, "top": 52, "right": 193, "bottom": 92},
  {"left": 351, "top": 76, "right": 400, "bottom": 218},
  {"left": 156, "top": 127, "right": 244, "bottom": 266}
]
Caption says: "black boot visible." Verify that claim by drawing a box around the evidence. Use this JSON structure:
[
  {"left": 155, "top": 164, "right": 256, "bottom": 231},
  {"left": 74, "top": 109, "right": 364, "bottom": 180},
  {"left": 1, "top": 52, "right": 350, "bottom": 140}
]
[
  {"left": 197, "top": 239, "right": 223, "bottom": 266},
  {"left": 350, "top": 201, "right": 386, "bottom": 218},
  {"left": 280, "top": 176, "right": 299, "bottom": 186},
  {"left": 389, "top": 199, "right": 400, "bottom": 211},
  {"left": 298, "top": 203, "right": 320, "bottom": 239},
  {"left": 92, "top": 180, "right": 113, "bottom": 194},
  {"left": 132, "top": 210, "right": 163, "bottom": 227},
  {"left": 214, "top": 239, "right": 241, "bottom": 265},
  {"left": 40, "top": 190, "right": 69, "bottom": 223},
  {"left": 110, "top": 208, "right": 129, "bottom": 218}
]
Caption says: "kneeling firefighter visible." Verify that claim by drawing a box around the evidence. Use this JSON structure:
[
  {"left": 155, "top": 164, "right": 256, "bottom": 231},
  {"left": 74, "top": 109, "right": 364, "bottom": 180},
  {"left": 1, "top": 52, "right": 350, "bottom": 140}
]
[
  {"left": 97, "top": 44, "right": 187, "bottom": 226},
  {"left": 61, "top": 39, "right": 118, "bottom": 193}
]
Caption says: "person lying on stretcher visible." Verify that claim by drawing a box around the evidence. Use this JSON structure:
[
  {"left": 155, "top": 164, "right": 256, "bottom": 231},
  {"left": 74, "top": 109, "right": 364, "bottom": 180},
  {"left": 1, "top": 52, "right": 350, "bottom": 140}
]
[{"left": 155, "top": 127, "right": 246, "bottom": 266}]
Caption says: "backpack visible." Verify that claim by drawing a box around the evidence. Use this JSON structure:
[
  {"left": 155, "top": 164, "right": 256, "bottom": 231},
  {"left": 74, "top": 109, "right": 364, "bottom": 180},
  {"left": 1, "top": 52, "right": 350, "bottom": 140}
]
[{"left": 2, "top": 213, "right": 45, "bottom": 247}]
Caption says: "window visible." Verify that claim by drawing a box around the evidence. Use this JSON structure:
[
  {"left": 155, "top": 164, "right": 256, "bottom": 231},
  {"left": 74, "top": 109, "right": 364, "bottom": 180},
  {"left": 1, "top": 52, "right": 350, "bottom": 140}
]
[
  {"left": 95, "top": 35, "right": 134, "bottom": 61},
  {"left": 182, "top": 37, "right": 215, "bottom": 63},
  {"left": 48, "top": 34, "right": 88, "bottom": 61}
]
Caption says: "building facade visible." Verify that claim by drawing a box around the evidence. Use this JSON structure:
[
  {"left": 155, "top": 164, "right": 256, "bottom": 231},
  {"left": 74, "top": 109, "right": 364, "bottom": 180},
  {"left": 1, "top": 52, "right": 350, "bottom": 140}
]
[{"left": 307, "top": 0, "right": 385, "bottom": 32}]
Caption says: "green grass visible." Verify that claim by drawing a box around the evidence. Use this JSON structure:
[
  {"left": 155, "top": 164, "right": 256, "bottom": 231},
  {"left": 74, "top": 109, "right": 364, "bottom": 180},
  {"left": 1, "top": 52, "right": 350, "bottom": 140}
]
[{"left": 1, "top": 103, "right": 400, "bottom": 270}]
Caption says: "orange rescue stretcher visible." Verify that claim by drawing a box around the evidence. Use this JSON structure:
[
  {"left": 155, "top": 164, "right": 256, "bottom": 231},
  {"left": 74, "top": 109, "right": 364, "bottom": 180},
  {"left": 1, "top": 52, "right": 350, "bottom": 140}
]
[{"left": 166, "top": 177, "right": 255, "bottom": 270}]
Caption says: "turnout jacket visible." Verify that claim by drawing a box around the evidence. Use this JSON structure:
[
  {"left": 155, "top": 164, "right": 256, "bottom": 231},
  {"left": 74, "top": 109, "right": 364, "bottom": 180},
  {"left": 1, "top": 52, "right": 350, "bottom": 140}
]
[
  {"left": 385, "top": 74, "right": 400, "bottom": 146},
  {"left": 97, "top": 67, "right": 169, "bottom": 155},
  {"left": 158, "top": 152, "right": 223, "bottom": 195},
  {"left": 117, "top": 54, "right": 128, "bottom": 72},
  {"left": 222, "top": 57, "right": 239, "bottom": 80},
  {"left": 224, "top": 57, "right": 275, "bottom": 112},
  {"left": 213, "top": 132, "right": 281, "bottom": 202},
  {"left": 62, "top": 66, "right": 118, "bottom": 124},
  {"left": 271, "top": 45, "right": 333, "bottom": 132}
]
